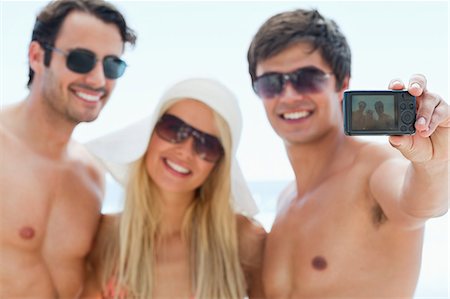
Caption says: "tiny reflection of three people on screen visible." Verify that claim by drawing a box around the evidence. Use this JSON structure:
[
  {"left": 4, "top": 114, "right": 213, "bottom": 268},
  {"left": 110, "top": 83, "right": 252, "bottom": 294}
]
[{"left": 352, "top": 100, "right": 394, "bottom": 130}]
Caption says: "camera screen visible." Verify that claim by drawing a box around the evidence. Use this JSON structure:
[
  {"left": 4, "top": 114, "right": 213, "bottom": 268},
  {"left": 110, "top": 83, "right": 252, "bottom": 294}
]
[{"left": 351, "top": 95, "right": 396, "bottom": 131}]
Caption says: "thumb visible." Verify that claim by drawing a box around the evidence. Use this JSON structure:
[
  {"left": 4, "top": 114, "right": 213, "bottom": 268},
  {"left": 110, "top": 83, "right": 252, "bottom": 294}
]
[
  {"left": 389, "top": 135, "right": 413, "bottom": 156},
  {"left": 389, "top": 135, "right": 431, "bottom": 162}
]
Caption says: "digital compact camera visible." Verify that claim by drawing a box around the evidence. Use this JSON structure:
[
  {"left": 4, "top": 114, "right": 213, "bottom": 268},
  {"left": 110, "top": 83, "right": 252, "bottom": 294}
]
[{"left": 343, "top": 90, "right": 416, "bottom": 135}]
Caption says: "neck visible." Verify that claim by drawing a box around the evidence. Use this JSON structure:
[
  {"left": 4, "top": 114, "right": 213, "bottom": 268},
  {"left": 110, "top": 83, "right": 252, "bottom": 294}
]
[
  {"left": 15, "top": 94, "right": 77, "bottom": 158},
  {"left": 158, "top": 190, "right": 195, "bottom": 237},
  {"left": 286, "top": 127, "right": 353, "bottom": 197}
]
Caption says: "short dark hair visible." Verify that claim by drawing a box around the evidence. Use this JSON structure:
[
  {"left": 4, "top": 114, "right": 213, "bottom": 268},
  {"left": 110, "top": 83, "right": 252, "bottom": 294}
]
[
  {"left": 375, "top": 101, "right": 384, "bottom": 108},
  {"left": 247, "top": 9, "right": 351, "bottom": 90},
  {"left": 28, "top": 0, "right": 137, "bottom": 87}
]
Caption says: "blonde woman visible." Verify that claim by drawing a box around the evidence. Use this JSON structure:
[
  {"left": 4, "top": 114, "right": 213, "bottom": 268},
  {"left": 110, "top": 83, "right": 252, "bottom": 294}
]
[{"left": 83, "top": 78, "right": 266, "bottom": 298}]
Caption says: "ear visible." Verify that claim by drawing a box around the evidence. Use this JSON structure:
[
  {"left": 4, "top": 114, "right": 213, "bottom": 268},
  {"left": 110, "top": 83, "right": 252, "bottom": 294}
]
[
  {"left": 28, "top": 41, "right": 46, "bottom": 75},
  {"left": 337, "top": 76, "right": 350, "bottom": 103}
]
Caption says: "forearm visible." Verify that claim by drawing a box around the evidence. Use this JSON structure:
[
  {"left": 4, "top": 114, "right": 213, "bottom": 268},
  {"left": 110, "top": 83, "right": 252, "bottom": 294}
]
[{"left": 400, "top": 160, "right": 449, "bottom": 218}]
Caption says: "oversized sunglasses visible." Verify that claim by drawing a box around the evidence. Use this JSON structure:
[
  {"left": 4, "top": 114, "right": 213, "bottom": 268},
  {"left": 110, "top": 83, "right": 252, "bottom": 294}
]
[
  {"left": 44, "top": 44, "right": 127, "bottom": 79},
  {"left": 252, "top": 66, "right": 333, "bottom": 99},
  {"left": 155, "top": 114, "right": 224, "bottom": 163}
]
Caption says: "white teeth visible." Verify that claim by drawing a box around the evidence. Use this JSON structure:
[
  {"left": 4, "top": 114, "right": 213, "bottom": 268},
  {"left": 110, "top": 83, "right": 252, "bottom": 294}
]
[
  {"left": 166, "top": 159, "right": 190, "bottom": 174},
  {"left": 76, "top": 91, "right": 101, "bottom": 102},
  {"left": 283, "top": 111, "right": 310, "bottom": 120}
]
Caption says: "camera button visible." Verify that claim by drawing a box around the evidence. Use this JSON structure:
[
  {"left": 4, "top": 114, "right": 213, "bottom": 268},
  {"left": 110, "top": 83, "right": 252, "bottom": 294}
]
[
  {"left": 401, "top": 111, "right": 414, "bottom": 124},
  {"left": 401, "top": 125, "right": 407, "bottom": 132},
  {"left": 409, "top": 103, "right": 415, "bottom": 109},
  {"left": 400, "top": 103, "right": 407, "bottom": 109}
]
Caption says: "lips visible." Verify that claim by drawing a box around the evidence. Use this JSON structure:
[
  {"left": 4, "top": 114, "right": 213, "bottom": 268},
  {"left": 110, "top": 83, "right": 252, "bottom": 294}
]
[
  {"left": 282, "top": 110, "right": 312, "bottom": 120},
  {"left": 70, "top": 84, "right": 106, "bottom": 104},
  {"left": 163, "top": 158, "right": 192, "bottom": 176},
  {"left": 72, "top": 89, "right": 104, "bottom": 103},
  {"left": 75, "top": 91, "right": 102, "bottom": 102}
]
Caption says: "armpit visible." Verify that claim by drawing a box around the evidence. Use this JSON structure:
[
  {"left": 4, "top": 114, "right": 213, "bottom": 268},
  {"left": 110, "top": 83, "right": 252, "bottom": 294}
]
[{"left": 372, "top": 204, "right": 388, "bottom": 227}]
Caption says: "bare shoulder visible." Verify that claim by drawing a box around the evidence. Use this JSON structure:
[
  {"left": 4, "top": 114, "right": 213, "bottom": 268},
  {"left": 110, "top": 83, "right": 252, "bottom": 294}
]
[
  {"left": 0, "top": 106, "right": 19, "bottom": 141},
  {"left": 97, "top": 214, "right": 120, "bottom": 244},
  {"left": 355, "top": 140, "right": 403, "bottom": 166},
  {"left": 70, "top": 141, "right": 104, "bottom": 171},
  {"left": 0, "top": 106, "right": 34, "bottom": 166},
  {"left": 236, "top": 214, "right": 266, "bottom": 267},
  {"left": 236, "top": 214, "right": 266, "bottom": 298},
  {"left": 341, "top": 140, "right": 407, "bottom": 186},
  {"left": 0, "top": 102, "right": 24, "bottom": 133},
  {"left": 276, "top": 181, "right": 296, "bottom": 213},
  {"left": 99, "top": 214, "right": 120, "bottom": 233},
  {"left": 0, "top": 103, "right": 16, "bottom": 122},
  {"left": 69, "top": 141, "right": 106, "bottom": 191},
  {"left": 89, "top": 214, "right": 120, "bottom": 265},
  {"left": 354, "top": 140, "right": 409, "bottom": 187},
  {"left": 237, "top": 214, "right": 267, "bottom": 240},
  {"left": 0, "top": 120, "right": 9, "bottom": 140}
]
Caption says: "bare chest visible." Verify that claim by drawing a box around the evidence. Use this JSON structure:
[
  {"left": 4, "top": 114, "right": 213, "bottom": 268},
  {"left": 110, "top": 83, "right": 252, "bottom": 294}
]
[
  {"left": 0, "top": 149, "right": 101, "bottom": 257},
  {"left": 263, "top": 178, "right": 382, "bottom": 296},
  {"left": 264, "top": 174, "right": 424, "bottom": 298},
  {"left": 153, "top": 238, "right": 192, "bottom": 298}
]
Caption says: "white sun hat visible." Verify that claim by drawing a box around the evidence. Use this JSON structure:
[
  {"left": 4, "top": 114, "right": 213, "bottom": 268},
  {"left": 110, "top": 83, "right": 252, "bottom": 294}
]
[{"left": 85, "top": 78, "right": 259, "bottom": 216}]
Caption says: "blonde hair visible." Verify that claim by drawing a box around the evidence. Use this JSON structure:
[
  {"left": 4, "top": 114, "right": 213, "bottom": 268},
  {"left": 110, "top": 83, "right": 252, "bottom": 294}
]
[{"left": 101, "top": 101, "right": 246, "bottom": 298}]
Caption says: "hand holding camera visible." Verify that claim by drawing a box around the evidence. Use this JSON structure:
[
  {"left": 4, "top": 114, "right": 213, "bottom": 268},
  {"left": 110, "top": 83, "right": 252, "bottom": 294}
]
[
  {"left": 344, "top": 74, "right": 449, "bottom": 164},
  {"left": 343, "top": 90, "right": 416, "bottom": 135}
]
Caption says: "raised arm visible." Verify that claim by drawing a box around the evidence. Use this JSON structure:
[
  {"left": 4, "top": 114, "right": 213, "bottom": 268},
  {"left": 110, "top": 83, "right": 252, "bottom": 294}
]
[{"left": 370, "top": 74, "right": 449, "bottom": 228}]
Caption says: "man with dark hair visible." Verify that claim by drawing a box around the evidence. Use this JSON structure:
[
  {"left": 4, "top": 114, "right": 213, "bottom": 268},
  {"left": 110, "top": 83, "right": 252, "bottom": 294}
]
[
  {"left": 352, "top": 100, "right": 367, "bottom": 129},
  {"left": 0, "top": 0, "right": 136, "bottom": 297},
  {"left": 248, "top": 8, "right": 449, "bottom": 298},
  {"left": 374, "top": 100, "right": 395, "bottom": 129}
]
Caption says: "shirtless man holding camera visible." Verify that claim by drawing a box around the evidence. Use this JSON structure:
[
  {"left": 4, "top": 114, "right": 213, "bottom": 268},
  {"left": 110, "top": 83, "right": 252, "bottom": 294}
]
[{"left": 247, "top": 8, "right": 449, "bottom": 298}]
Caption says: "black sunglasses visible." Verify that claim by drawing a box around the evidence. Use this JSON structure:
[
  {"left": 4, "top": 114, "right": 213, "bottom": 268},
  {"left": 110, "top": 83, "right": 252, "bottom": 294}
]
[
  {"left": 252, "top": 66, "right": 333, "bottom": 99},
  {"left": 44, "top": 44, "right": 127, "bottom": 79},
  {"left": 155, "top": 114, "right": 224, "bottom": 163}
]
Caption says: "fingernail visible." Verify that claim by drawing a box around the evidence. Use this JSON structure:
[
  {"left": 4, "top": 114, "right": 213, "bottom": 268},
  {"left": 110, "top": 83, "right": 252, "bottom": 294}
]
[
  {"left": 392, "top": 80, "right": 401, "bottom": 86},
  {"left": 417, "top": 117, "right": 426, "bottom": 125},
  {"left": 411, "top": 82, "right": 421, "bottom": 89}
]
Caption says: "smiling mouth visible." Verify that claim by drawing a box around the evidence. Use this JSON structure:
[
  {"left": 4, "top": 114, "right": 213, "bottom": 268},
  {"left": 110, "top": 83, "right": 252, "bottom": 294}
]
[
  {"left": 164, "top": 158, "right": 191, "bottom": 175},
  {"left": 281, "top": 110, "right": 312, "bottom": 120},
  {"left": 74, "top": 90, "right": 103, "bottom": 102}
]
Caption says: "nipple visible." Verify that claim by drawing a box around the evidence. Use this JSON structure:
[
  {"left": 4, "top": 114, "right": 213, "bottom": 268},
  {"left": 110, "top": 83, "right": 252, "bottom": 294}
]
[
  {"left": 19, "top": 226, "right": 35, "bottom": 239},
  {"left": 312, "top": 256, "right": 327, "bottom": 270}
]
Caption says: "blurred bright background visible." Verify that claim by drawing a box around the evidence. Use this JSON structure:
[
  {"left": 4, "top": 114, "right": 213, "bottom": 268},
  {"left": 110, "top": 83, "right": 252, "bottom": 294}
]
[{"left": 1, "top": 1, "right": 448, "bottom": 297}]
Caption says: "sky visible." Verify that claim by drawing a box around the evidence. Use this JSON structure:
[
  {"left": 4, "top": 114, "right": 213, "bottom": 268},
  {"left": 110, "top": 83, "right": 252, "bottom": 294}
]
[
  {"left": 0, "top": 1, "right": 448, "bottom": 296},
  {"left": 1, "top": 0, "right": 448, "bottom": 182}
]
